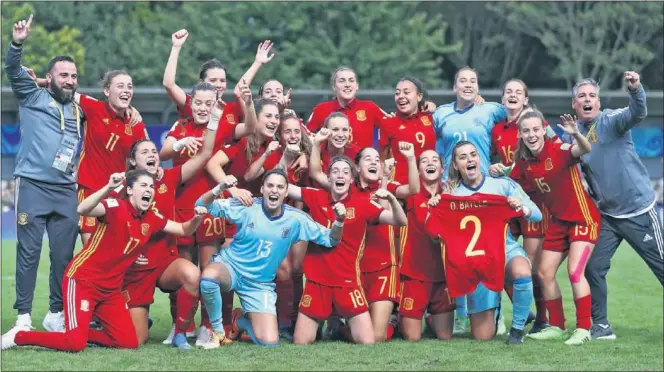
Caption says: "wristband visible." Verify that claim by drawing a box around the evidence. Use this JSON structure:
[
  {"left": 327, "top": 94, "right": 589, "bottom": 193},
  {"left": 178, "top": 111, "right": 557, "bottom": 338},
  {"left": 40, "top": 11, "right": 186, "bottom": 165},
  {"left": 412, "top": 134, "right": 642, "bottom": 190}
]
[
  {"left": 172, "top": 138, "right": 186, "bottom": 152},
  {"left": 333, "top": 220, "right": 344, "bottom": 228},
  {"left": 11, "top": 41, "right": 23, "bottom": 48},
  {"left": 522, "top": 205, "right": 531, "bottom": 218},
  {"left": 212, "top": 184, "right": 224, "bottom": 196},
  {"left": 207, "top": 115, "right": 220, "bottom": 131}
]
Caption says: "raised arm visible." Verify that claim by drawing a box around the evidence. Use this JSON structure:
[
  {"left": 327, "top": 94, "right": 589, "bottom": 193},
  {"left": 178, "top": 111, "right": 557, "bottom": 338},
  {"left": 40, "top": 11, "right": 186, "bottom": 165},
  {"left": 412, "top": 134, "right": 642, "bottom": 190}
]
[
  {"left": 232, "top": 80, "right": 258, "bottom": 139},
  {"left": 163, "top": 206, "right": 206, "bottom": 237},
  {"left": 611, "top": 71, "right": 648, "bottom": 137},
  {"left": 309, "top": 129, "right": 331, "bottom": 190},
  {"left": 6, "top": 15, "right": 40, "bottom": 103},
  {"left": 205, "top": 150, "right": 254, "bottom": 206},
  {"left": 244, "top": 141, "right": 280, "bottom": 182},
  {"left": 162, "top": 29, "right": 189, "bottom": 109},
  {"left": 559, "top": 114, "right": 591, "bottom": 158},
  {"left": 159, "top": 123, "right": 203, "bottom": 161},
  {"left": 394, "top": 142, "right": 420, "bottom": 198},
  {"left": 506, "top": 179, "right": 542, "bottom": 222},
  {"left": 375, "top": 189, "right": 408, "bottom": 226},
  {"left": 77, "top": 173, "right": 125, "bottom": 217},
  {"left": 179, "top": 107, "right": 220, "bottom": 183},
  {"left": 196, "top": 175, "right": 239, "bottom": 210},
  {"left": 236, "top": 41, "right": 275, "bottom": 89}
]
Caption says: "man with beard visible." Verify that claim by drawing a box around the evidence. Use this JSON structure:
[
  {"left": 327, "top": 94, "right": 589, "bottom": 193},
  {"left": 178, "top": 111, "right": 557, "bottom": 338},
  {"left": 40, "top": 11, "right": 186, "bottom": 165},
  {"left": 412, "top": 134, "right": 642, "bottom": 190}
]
[{"left": 4, "top": 14, "right": 81, "bottom": 335}]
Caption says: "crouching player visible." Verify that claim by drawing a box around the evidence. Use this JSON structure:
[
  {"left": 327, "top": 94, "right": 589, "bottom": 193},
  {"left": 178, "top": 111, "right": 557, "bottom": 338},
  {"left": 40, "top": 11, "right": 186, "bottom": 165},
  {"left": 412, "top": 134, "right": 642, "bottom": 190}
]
[
  {"left": 195, "top": 170, "right": 343, "bottom": 348},
  {"left": 1, "top": 171, "right": 206, "bottom": 352}
]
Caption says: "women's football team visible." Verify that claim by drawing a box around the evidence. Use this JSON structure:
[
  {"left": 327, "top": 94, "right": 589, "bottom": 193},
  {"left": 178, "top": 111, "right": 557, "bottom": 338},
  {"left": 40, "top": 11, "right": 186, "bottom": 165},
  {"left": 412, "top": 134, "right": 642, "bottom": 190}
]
[{"left": 3, "top": 26, "right": 604, "bottom": 352}]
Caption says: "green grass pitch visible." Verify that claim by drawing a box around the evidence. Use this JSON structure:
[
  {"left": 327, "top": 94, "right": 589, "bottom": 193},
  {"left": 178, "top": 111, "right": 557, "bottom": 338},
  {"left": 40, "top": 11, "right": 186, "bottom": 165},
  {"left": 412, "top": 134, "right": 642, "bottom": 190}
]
[{"left": 1, "top": 239, "right": 662, "bottom": 371}]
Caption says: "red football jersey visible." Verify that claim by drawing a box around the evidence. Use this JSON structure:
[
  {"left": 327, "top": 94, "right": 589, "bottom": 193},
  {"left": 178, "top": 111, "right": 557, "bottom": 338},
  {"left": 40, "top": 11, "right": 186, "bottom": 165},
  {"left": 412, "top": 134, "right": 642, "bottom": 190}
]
[
  {"left": 65, "top": 198, "right": 167, "bottom": 291},
  {"left": 306, "top": 99, "right": 384, "bottom": 149},
  {"left": 77, "top": 94, "right": 147, "bottom": 191},
  {"left": 379, "top": 112, "right": 436, "bottom": 185},
  {"left": 124, "top": 167, "right": 181, "bottom": 272},
  {"left": 177, "top": 94, "right": 244, "bottom": 133},
  {"left": 318, "top": 142, "right": 361, "bottom": 175},
  {"left": 261, "top": 148, "right": 310, "bottom": 187},
  {"left": 400, "top": 186, "right": 445, "bottom": 282},
  {"left": 511, "top": 141, "right": 600, "bottom": 227},
  {"left": 425, "top": 193, "right": 524, "bottom": 297},
  {"left": 221, "top": 137, "right": 271, "bottom": 196},
  {"left": 356, "top": 182, "right": 401, "bottom": 272},
  {"left": 491, "top": 118, "right": 558, "bottom": 167},
  {"left": 301, "top": 187, "right": 383, "bottom": 287}
]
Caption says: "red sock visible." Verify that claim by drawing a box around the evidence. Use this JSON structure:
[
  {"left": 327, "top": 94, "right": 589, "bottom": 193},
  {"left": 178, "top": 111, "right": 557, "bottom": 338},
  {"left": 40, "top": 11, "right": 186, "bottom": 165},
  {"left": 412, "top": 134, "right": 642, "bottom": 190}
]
[
  {"left": 88, "top": 329, "right": 138, "bottom": 349},
  {"left": 222, "top": 290, "right": 234, "bottom": 327},
  {"left": 504, "top": 284, "right": 514, "bottom": 302},
  {"left": 574, "top": 295, "right": 592, "bottom": 330},
  {"left": 16, "top": 330, "right": 79, "bottom": 351},
  {"left": 169, "top": 292, "right": 177, "bottom": 324},
  {"left": 275, "top": 278, "right": 294, "bottom": 327},
  {"left": 545, "top": 297, "right": 566, "bottom": 330},
  {"left": 385, "top": 323, "right": 395, "bottom": 341},
  {"left": 292, "top": 273, "right": 304, "bottom": 322},
  {"left": 533, "top": 284, "right": 548, "bottom": 323},
  {"left": 175, "top": 288, "right": 199, "bottom": 335}
]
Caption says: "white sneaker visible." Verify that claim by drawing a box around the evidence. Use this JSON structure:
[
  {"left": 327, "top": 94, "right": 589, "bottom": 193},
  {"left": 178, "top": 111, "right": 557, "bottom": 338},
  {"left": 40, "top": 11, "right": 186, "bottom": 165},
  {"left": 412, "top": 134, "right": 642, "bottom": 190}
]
[
  {"left": 195, "top": 326, "right": 214, "bottom": 348},
  {"left": 43, "top": 311, "right": 65, "bottom": 332},
  {"left": 17, "top": 313, "right": 33, "bottom": 328},
  {"left": 452, "top": 316, "right": 468, "bottom": 335},
  {"left": 2, "top": 324, "right": 31, "bottom": 350},
  {"left": 162, "top": 324, "right": 176, "bottom": 345},
  {"left": 496, "top": 312, "right": 507, "bottom": 336}
]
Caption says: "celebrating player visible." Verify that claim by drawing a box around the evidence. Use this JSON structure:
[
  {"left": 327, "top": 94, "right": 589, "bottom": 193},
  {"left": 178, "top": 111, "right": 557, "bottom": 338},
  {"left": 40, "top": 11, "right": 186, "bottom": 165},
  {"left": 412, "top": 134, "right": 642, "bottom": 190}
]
[
  {"left": 432, "top": 66, "right": 508, "bottom": 334},
  {"left": 1, "top": 171, "right": 206, "bottom": 352},
  {"left": 489, "top": 79, "right": 558, "bottom": 334},
  {"left": 379, "top": 77, "right": 436, "bottom": 185},
  {"left": 506, "top": 110, "right": 598, "bottom": 345},
  {"left": 398, "top": 150, "right": 455, "bottom": 341},
  {"left": 436, "top": 141, "right": 541, "bottom": 344},
  {"left": 120, "top": 89, "right": 221, "bottom": 349},
  {"left": 196, "top": 169, "right": 343, "bottom": 347},
  {"left": 309, "top": 113, "right": 361, "bottom": 187}
]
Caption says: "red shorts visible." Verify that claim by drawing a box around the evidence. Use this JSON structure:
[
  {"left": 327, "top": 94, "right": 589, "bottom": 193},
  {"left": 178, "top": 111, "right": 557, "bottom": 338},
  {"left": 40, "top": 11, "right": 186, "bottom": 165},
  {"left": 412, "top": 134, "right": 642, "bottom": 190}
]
[
  {"left": 122, "top": 255, "right": 179, "bottom": 308},
  {"left": 361, "top": 266, "right": 400, "bottom": 304},
  {"left": 299, "top": 280, "right": 368, "bottom": 320},
  {"left": 398, "top": 275, "right": 455, "bottom": 319},
  {"left": 509, "top": 205, "right": 549, "bottom": 239},
  {"left": 175, "top": 208, "right": 225, "bottom": 247},
  {"left": 77, "top": 186, "right": 98, "bottom": 234},
  {"left": 543, "top": 215, "right": 600, "bottom": 253}
]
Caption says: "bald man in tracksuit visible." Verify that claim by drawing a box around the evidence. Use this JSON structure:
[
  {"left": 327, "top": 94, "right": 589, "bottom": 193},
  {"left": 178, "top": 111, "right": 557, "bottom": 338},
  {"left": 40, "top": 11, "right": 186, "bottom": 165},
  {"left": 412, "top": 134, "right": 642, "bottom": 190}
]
[{"left": 570, "top": 72, "right": 663, "bottom": 341}]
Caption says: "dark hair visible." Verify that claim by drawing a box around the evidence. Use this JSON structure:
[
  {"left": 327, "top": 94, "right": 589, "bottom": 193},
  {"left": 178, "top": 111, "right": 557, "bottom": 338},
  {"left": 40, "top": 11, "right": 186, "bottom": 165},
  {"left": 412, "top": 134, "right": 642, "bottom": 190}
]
[
  {"left": 100, "top": 70, "right": 130, "bottom": 90},
  {"left": 446, "top": 140, "right": 476, "bottom": 192},
  {"left": 515, "top": 108, "right": 546, "bottom": 161},
  {"left": 198, "top": 59, "right": 226, "bottom": 81},
  {"left": 245, "top": 99, "right": 281, "bottom": 162},
  {"left": 47, "top": 56, "right": 76, "bottom": 74},
  {"left": 190, "top": 82, "right": 217, "bottom": 99},
  {"left": 398, "top": 76, "right": 428, "bottom": 112},
  {"left": 262, "top": 167, "right": 289, "bottom": 186},
  {"left": 453, "top": 66, "right": 478, "bottom": 86},
  {"left": 125, "top": 169, "right": 154, "bottom": 189},
  {"left": 502, "top": 78, "right": 529, "bottom": 98},
  {"left": 328, "top": 155, "right": 358, "bottom": 182},
  {"left": 330, "top": 66, "right": 357, "bottom": 86},
  {"left": 323, "top": 112, "right": 349, "bottom": 128},
  {"left": 254, "top": 98, "right": 279, "bottom": 116},
  {"left": 126, "top": 139, "right": 153, "bottom": 171},
  {"left": 417, "top": 150, "right": 441, "bottom": 169},
  {"left": 277, "top": 112, "right": 313, "bottom": 157},
  {"left": 353, "top": 147, "right": 378, "bottom": 166},
  {"left": 258, "top": 79, "right": 283, "bottom": 97}
]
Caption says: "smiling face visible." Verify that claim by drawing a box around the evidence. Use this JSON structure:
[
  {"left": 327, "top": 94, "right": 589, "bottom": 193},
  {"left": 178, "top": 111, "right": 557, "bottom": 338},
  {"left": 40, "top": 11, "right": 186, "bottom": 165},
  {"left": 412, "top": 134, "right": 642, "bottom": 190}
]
[
  {"left": 357, "top": 148, "right": 381, "bottom": 184},
  {"left": 327, "top": 116, "right": 350, "bottom": 150},
  {"left": 202, "top": 67, "right": 227, "bottom": 99},
  {"left": 329, "top": 159, "right": 353, "bottom": 198},
  {"left": 261, "top": 80, "right": 284, "bottom": 101},
  {"left": 127, "top": 175, "right": 155, "bottom": 212},
  {"left": 104, "top": 74, "right": 133, "bottom": 112},
  {"left": 261, "top": 173, "right": 288, "bottom": 214},
  {"left": 333, "top": 69, "right": 358, "bottom": 102},
  {"left": 418, "top": 150, "right": 442, "bottom": 183},
  {"left": 518, "top": 116, "right": 546, "bottom": 155},
  {"left": 258, "top": 103, "right": 280, "bottom": 138},
  {"left": 395, "top": 80, "right": 422, "bottom": 116},
  {"left": 279, "top": 117, "right": 302, "bottom": 148},
  {"left": 191, "top": 89, "right": 216, "bottom": 125},
  {"left": 131, "top": 141, "right": 160, "bottom": 175},
  {"left": 502, "top": 80, "right": 528, "bottom": 113},
  {"left": 572, "top": 83, "right": 601, "bottom": 123},
  {"left": 453, "top": 69, "right": 479, "bottom": 104},
  {"left": 452, "top": 143, "right": 482, "bottom": 185},
  {"left": 48, "top": 61, "right": 78, "bottom": 103}
]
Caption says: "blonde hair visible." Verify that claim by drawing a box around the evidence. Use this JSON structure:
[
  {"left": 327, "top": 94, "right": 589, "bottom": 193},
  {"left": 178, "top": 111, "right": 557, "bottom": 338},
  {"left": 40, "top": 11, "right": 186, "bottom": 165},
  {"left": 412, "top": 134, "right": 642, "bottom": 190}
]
[
  {"left": 445, "top": 141, "right": 478, "bottom": 193},
  {"left": 276, "top": 113, "right": 313, "bottom": 157}
]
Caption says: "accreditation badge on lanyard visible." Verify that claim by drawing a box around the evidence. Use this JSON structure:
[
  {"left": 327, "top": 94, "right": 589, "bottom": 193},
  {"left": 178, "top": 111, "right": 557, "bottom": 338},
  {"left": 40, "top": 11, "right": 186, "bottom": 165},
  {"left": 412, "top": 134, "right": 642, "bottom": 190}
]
[{"left": 51, "top": 101, "right": 81, "bottom": 174}]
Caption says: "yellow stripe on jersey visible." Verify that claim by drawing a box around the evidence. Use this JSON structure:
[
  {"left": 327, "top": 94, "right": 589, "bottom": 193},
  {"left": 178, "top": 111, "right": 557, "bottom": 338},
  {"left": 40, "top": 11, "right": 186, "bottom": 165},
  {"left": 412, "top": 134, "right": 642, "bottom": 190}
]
[
  {"left": 569, "top": 167, "right": 598, "bottom": 240},
  {"left": 67, "top": 223, "right": 107, "bottom": 277},
  {"left": 388, "top": 225, "right": 396, "bottom": 266},
  {"left": 399, "top": 225, "right": 409, "bottom": 264},
  {"left": 355, "top": 232, "right": 369, "bottom": 303}
]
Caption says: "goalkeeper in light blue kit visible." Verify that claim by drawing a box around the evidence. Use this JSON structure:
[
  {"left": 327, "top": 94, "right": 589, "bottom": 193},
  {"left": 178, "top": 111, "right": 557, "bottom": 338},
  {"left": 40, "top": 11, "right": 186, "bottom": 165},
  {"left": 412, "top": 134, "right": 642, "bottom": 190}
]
[{"left": 195, "top": 169, "right": 344, "bottom": 348}]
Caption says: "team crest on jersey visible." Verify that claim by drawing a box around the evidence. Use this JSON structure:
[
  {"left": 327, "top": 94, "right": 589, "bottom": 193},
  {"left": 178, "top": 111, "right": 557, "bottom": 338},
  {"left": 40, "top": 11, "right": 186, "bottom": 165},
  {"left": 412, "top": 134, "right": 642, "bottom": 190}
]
[
  {"left": 281, "top": 227, "right": 291, "bottom": 238},
  {"left": 545, "top": 158, "right": 553, "bottom": 171},
  {"left": 356, "top": 110, "right": 367, "bottom": 121},
  {"left": 102, "top": 118, "right": 110, "bottom": 125},
  {"left": 85, "top": 217, "right": 96, "bottom": 227},
  {"left": 226, "top": 114, "right": 236, "bottom": 125},
  {"left": 473, "top": 118, "right": 484, "bottom": 127},
  {"left": 419, "top": 202, "right": 427, "bottom": 208},
  {"left": 141, "top": 223, "right": 150, "bottom": 236},
  {"left": 497, "top": 135, "right": 502, "bottom": 141},
  {"left": 80, "top": 300, "right": 90, "bottom": 312},
  {"left": 125, "top": 124, "right": 132, "bottom": 136},
  {"left": 300, "top": 295, "right": 312, "bottom": 307},
  {"left": 17, "top": 212, "right": 28, "bottom": 225},
  {"left": 403, "top": 297, "right": 414, "bottom": 311},
  {"left": 346, "top": 208, "right": 356, "bottom": 219},
  {"left": 399, "top": 125, "right": 406, "bottom": 130},
  {"left": 420, "top": 116, "right": 432, "bottom": 126},
  {"left": 158, "top": 184, "right": 168, "bottom": 194},
  {"left": 248, "top": 222, "right": 255, "bottom": 229}
]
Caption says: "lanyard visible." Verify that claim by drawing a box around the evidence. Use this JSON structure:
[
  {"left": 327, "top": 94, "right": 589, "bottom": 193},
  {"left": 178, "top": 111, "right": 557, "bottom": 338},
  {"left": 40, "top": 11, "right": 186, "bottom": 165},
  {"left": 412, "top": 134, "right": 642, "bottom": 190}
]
[{"left": 51, "top": 100, "right": 81, "bottom": 138}]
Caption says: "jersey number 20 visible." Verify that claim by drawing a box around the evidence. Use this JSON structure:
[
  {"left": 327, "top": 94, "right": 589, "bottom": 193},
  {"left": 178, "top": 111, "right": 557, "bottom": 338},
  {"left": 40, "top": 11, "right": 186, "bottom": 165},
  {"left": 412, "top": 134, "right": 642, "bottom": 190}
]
[{"left": 460, "top": 215, "right": 485, "bottom": 257}]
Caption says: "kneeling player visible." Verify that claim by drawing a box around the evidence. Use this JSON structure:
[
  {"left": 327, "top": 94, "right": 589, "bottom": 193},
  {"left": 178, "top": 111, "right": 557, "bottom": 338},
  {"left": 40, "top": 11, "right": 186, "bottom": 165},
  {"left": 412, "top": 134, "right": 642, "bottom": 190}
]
[{"left": 196, "top": 169, "right": 343, "bottom": 348}]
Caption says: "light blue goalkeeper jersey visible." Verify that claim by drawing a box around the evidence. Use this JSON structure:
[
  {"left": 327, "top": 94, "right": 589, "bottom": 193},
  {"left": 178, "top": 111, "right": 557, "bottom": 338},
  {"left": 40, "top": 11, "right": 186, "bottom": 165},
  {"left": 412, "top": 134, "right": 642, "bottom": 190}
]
[{"left": 197, "top": 197, "right": 338, "bottom": 283}]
